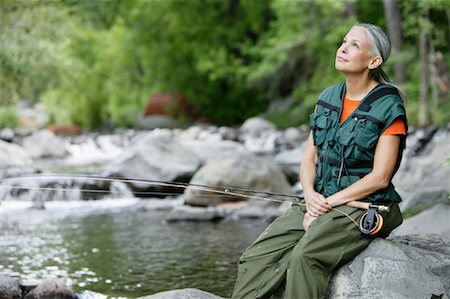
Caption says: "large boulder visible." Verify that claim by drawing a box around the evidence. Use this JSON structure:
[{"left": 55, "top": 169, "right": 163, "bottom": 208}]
[
  {"left": 184, "top": 153, "right": 293, "bottom": 206},
  {"left": 394, "top": 129, "right": 449, "bottom": 213},
  {"left": 105, "top": 132, "right": 202, "bottom": 189},
  {"left": 327, "top": 235, "right": 450, "bottom": 299},
  {"left": 22, "top": 130, "right": 67, "bottom": 158},
  {"left": 137, "top": 288, "right": 225, "bottom": 299},
  {"left": 391, "top": 203, "right": 450, "bottom": 241}
]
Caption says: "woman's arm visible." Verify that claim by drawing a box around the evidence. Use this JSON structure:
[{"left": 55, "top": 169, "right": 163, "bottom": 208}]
[
  {"left": 300, "top": 133, "right": 332, "bottom": 217},
  {"left": 326, "top": 134, "right": 401, "bottom": 208}
]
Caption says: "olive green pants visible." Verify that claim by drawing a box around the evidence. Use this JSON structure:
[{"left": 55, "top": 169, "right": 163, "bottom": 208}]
[{"left": 231, "top": 202, "right": 402, "bottom": 299}]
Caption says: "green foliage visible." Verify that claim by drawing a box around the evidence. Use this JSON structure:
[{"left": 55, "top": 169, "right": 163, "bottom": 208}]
[
  {"left": 0, "top": 106, "right": 18, "bottom": 128},
  {"left": 1, "top": 0, "right": 448, "bottom": 129}
]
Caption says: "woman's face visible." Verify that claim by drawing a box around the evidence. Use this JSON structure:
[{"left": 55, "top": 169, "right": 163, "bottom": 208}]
[{"left": 335, "top": 26, "right": 379, "bottom": 74}]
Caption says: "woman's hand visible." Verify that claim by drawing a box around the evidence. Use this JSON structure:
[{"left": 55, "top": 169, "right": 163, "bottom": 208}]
[
  {"left": 303, "top": 212, "right": 317, "bottom": 231},
  {"left": 304, "top": 190, "right": 332, "bottom": 217}
]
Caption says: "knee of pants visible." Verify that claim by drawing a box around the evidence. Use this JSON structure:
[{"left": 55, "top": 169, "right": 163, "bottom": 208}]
[{"left": 289, "top": 245, "right": 314, "bottom": 266}]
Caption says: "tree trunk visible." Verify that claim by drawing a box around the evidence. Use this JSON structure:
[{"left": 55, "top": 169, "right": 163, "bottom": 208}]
[
  {"left": 228, "top": 0, "right": 239, "bottom": 17},
  {"left": 419, "top": 25, "right": 430, "bottom": 126},
  {"left": 382, "top": 0, "right": 407, "bottom": 85}
]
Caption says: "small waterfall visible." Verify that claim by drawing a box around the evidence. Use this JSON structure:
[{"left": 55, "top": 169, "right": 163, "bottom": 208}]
[{"left": 0, "top": 175, "right": 134, "bottom": 202}]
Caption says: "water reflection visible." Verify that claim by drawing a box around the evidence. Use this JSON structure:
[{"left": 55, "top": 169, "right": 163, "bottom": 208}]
[{"left": 0, "top": 202, "right": 266, "bottom": 298}]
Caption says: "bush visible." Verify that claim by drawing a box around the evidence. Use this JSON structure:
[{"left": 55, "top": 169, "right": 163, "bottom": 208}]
[{"left": 0, "top": 106, "right": 19, "bottom": 128}]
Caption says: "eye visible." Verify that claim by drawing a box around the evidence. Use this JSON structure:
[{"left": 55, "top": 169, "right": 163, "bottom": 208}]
[{"left": 353, "top": 42, "right": 360, "bottom": 49}]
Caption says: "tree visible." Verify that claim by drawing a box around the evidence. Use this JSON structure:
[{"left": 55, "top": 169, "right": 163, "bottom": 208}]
[{"left": 382, "top": 0, "right": 407, "bottom": 85}]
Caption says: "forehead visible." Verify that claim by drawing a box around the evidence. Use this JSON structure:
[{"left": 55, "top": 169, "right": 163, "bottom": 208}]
[{"left": 345, "top": 26, "right": 371, "bottom": 45}]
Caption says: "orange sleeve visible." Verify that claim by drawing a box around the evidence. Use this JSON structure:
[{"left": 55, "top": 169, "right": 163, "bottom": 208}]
[{"left": 382, "top": 118, "right": 406, "bottom": 135}]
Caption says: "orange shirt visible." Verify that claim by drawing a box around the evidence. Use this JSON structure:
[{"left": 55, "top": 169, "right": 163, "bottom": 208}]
[{"left": 340, "top": 96, "right": 406, "bottom": 135}]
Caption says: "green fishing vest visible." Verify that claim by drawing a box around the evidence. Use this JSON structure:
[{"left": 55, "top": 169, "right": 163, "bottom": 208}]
[{"left": 310, "top": 83, "right": 408, "bottom": 203}]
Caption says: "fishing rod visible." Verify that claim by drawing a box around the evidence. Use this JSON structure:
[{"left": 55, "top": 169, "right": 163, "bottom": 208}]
[{"left": 0, "top": 174, "right": 387, "bottom": 235}]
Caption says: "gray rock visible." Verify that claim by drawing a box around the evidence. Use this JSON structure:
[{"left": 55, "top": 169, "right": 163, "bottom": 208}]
[
  {"left": 24, "top": 278, "right": 76, "bottom": 299},
  {"left": 137, "top": 288, "right": 225, "bottom": 299},
  {"left": 237, "top": 199, "right": 291, "bottom": 220},
  {"left": 178, "top": 139, "right": 244, "bottom": 163},
  {"left": 0, "top": 128, "right": 15, "bottom": 142},
  {"left": 274, "top": 145, "right": 306, "bottom": 183},
  {"left": 105, "top": 132, "right": 202, "bottom": 187},
  {"left": 184, "top": 153, "right": 293, "bottom": 206},
  {"left": 394, "top": 131, "right": 450, "bottom": 212},
  {"left": 0, "top": 139, "right": 33, "bottom": 168},
  {"left": 240, "top": 117, "right": 276, "bottom": 137},
  {"left": 0, "top": 275, "right": 21, "bottom": 299},
  {"left": 22, "top": 130, "right": 67, "bottom": 158},
  {"left": 327, "top": 236, "right": 450, "bottom": 299},
  {"left": 165, "top": 205, "right": 223, "bottom": 222},
  {"left": 391, "top": 203, "right": 450, "bottom": 241}
]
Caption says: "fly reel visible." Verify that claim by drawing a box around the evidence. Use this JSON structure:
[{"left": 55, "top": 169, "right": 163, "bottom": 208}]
[{"left": 358, "top": 205, "right": 386, "bottom": 236}]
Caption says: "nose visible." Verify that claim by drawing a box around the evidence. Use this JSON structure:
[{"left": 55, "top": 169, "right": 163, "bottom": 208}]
[{"left": 338, "top": 44, "right": 348, "bottom": 54}]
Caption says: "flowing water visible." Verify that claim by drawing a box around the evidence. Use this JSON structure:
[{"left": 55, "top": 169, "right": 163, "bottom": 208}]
[{"left": 0, "top": 199, "right": 267, "bottom": 298}]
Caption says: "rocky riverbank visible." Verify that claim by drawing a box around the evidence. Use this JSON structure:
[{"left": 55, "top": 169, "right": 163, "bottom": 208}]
[{"left": 0, "top": 117, "right": 449, "bottom": 298}]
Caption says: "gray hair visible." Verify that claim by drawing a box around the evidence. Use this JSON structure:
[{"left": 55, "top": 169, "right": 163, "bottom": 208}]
[{"left": 355, "top": 23, "right": 392, "bottom": 84}]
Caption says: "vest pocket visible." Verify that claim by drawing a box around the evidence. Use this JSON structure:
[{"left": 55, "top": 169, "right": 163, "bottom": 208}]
[
  {"left": 354, "top": 118, "right": 381, "bottom": 159},
  {"left": 310, "top": 111, "right": 332, "bottom": 147}
]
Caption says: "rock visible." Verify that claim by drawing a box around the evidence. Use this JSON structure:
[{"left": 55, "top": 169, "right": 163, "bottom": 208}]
[
  {"left": 22, "top": 130, "right": 67, "bottom": 158},
  {"left": 394, "top": 129, "right": 450, "bottom": 212},
  {"left": 391, "top": 203, "right": 450, "bottom": 241},
  {"left": 137, "top": 288, "right": 225, "bottom": 299},
  {"left": 274, "top": 145, "right": 306, "bottom": 183},
  {"left": 0, "top": 275, "right": 22, "bottom": 299},
  {"left": 237, "top": 199, "right": 292, "bottom": 220},
  {"left": 240, "top": 117, "right": 276, "bottom": 137},
  {"left": 184, "top": 153, "right": 293, "bottom": 206},
  {"left": 165, "top": 205, "right": 223, "bottom": 222},
  {"left": 24, "top": 278, "right": 76, "bottom": 299},
  {"left": 327, "top": 236, "right": 450, "bottom": 299},
  {"left": 105, "top": 132, "right": 202, "bottom": 188},
  {"left": 46, "top": 124, "right": 82, "bottom": 136},
  {"left": 76, "top": 290, "right": 107, "bottom": 299},
  {"left": 0, "top": 128, "right": 15, "bottom": 142},
  {"left": 0, "top": 139, "right": 33, "bottom": 168},
  {"left": 178, "top": 139, "right": 244, "bottom": 163}
]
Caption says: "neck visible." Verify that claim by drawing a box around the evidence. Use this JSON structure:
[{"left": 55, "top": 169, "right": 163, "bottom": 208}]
[{"left": 344, "top": 73, "right": 379, "bottom": 100}]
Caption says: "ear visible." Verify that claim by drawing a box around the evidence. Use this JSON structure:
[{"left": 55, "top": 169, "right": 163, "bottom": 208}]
[{"left": 368, "top": 56, "right": 383, "bottom": 70}]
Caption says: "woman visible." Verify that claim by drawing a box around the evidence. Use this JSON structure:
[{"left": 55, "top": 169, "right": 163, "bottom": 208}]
[{"left": 231, "top": 23, "right": 407, "bottom": 299}]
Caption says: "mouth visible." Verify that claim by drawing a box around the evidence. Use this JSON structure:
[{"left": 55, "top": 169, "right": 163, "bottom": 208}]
[{"left": 336, "top": 56, "right": 349, "bottom": 62}]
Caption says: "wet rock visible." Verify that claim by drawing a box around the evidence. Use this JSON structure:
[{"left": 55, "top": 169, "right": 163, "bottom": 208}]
[
  {"left": 0, "top": 275, "right": 22, "bottom": 299},
  {"left": 22, "top": 130, "right": 67, "bottom": 158},
  {"left": 184, "top": 153, "right": 293, "bottom": 206},
  {"left": 327, "top": 236, "right": 450, "bottom": 299},
  {"left": 137, "top": 288, "right": 225, "bottom": 299},
  {"left": 23, "top": 279, "right": 76, "bottom": 299},
  {"left": 165, "top": 205, "right": 223, "bottom": 222},
  {"left": 391, "top": 203, "right": 450, "bottom": 241}
]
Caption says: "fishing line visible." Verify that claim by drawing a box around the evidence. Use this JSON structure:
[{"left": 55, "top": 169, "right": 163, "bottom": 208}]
[{"left": 0, "top": 174, "right": 380, "bottom": 233}]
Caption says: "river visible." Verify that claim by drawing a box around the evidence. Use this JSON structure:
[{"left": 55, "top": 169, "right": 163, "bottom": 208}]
[{"left": 0, "top": 199, "right": 267, "bottom": 298}]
